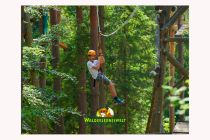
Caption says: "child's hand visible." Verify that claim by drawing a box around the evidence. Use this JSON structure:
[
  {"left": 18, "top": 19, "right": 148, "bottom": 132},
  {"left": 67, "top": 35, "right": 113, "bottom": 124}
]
[{"left": 98, "top": 55, "right": 105, "bottom": 65}]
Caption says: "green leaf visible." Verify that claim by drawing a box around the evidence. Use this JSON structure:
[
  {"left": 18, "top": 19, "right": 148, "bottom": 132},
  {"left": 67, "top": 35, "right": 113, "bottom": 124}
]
[
  {"left": 180, "top": 104, "right": 189, "bottom": 110},
  {"left": 176, "top": 110, "right": 185, "bottom": 115},
  {"left": 162, "top": 85, "right": 173, "bottom": 91},
  {"left": 167, "top": 96, "right": 180, "bottom": 103},
  {"left": 174, "top": 86, "right": 187, "bottom": 95}
]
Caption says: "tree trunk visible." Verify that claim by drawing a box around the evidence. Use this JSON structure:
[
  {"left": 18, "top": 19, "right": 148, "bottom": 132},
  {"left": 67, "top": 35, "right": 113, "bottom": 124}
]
[
  {"left": 24, "top": 11, "right": 33, "bottom": 48},
  {"left": 76, "top": 6, "right": 87, "bottom": 134},
  {"left": 23, "top": 7, "right": 43, "bottom": 134},
  {"left": 163, "top": 49, "right": 188, "bottom": 78},
  {"left": 37, "top": 11, "right": 49, "bottom": 134},
  {"left": 98, "top": 6, "right": 106, "bottom": 134},
  {"left": 146, "top": 69, "right": 159, "bottom": 133},
  {"left": 24, "top": 8, "right": 39, "bottom": 87},
  {"left": 90, "top": 6, "right": 99, "bottom": 134},
  {"left": 146, "top": 14, "right": 160, "bottom": 133},
  {"left": 161, "top": 6, "right": 188, "bottom": 31},
  {"left": 169, "top": 11, "right": 176, "bottom": 133},
  {"left": 50, "top": 8, "right": 64, "bottom": 134},
  {"left": 148, "top": 7, "right": 170, "bottom": 133},
  {"left": 21, "top": 6, "right": 24, "bottom": 45},
  {"left": 39, "top": 15, "right": 47, "bottom": 88},
  {"left": 177, "top": 16, "right": 185, "bottom": 122},
  {"left": 39, "top": 11, "right": 48, "bottom": 88}
]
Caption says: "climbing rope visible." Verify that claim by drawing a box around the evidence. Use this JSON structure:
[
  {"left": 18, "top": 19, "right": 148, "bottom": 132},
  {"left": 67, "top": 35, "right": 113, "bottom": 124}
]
[{"left": 96, "top": 6, "right": 139, "bottom": 37}]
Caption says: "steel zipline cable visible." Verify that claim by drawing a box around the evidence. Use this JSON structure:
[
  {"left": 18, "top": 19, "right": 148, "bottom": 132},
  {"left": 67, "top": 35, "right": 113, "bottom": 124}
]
[{"left": 96, "top": 6, "right": 139, "bottom": 37}]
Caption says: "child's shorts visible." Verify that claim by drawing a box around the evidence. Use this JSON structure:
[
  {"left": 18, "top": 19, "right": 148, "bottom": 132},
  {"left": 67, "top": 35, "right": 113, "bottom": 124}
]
[{"left": 96, "top": 73, "right": 111, "bottom": 85}]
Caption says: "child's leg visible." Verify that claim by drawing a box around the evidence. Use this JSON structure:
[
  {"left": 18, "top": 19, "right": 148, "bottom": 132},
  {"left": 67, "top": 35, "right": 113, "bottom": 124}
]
[
  {"left": 100, "top": 74, "right": 124, "bottom": 104},
  {"left": 99, "top": 74, "right": 117, "bottom": 97},
  {"left": 108, "top": 81, "right": 117, "bottom": 97}
]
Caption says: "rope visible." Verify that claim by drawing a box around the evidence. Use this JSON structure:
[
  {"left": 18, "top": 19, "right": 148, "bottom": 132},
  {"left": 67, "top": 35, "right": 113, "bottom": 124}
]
[{"left": 97, "top": 6, "right": 139, "bottom": 37}]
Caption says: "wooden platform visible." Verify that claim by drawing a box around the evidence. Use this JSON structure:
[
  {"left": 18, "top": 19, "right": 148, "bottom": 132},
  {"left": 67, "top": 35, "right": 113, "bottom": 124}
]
[{"left": 173, "top": 122, "right": 189, "bottom": 134}]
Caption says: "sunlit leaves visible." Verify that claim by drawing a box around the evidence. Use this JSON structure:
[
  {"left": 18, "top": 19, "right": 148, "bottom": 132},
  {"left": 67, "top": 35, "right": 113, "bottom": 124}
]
[
  {"left": 22, "top": 85, "right": 82, "bottom": 133},
  {"left": 23, "top": 85, "right": 48, "bottom": 107},
  {"left": 24, "top": 6, "right": 42, "bottom": 20},
  {"left": 162, "top": 83, "right": 189, "bottom": 117}
]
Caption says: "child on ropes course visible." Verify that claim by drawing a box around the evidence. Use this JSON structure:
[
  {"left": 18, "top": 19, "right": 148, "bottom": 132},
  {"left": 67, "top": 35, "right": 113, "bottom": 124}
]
[{"left": 87, "top": 50, "right": 125, "bottom": 105}]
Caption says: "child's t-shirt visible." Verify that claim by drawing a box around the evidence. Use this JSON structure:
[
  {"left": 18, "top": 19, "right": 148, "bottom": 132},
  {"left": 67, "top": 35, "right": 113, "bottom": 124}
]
[{"left": 87, "top": 60, "right": 99, "bottom": 79}]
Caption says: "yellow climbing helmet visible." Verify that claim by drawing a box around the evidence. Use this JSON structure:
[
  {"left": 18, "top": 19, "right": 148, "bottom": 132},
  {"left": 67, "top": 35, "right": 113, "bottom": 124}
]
[{"left": 87, "top": 50, "right": 96, "bottom": 56}]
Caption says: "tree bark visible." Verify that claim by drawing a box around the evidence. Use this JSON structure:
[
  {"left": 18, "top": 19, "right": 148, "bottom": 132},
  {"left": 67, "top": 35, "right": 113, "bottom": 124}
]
[
  {"left": 21, "top": 6, "right": 25, "bottom": 45},
  {"left": 169, "top": 11, "right": 176, "bottom": 133},
  {"left": 37, "top": 11, "right": 49, "bottom": 134},
  {"left": 24, "top": 8, "right": 39, "bottom": 87},
  {"left": 24, "top": 11, "right": 33, "bottom": 48},
  {"left": 146, "top": 14, "right": 160, "bottom": 133},
  {"left": 39, "top": 12, "right": 48, "bottom": 89},
  {"left": 161, "top": 6, "right": 188, "bottom": 31},
  {"left": 23, "top": 6, "right": 41, "bottom": 133},
  {"left": 50, "top": 8, "right": 64, "bottom": 134},
  {"left": 163, "top": 36, "right": 188, "bottom": 42},
  {"left": 148, "top": 7, "right": 170, "bottom": 133},
  {"left": 98, "top": 6, "right": 106, "bottom": 134},
  {"left": 163, "top": 48, "right": 188, "bottom": 78},
  {"left": 90, "top": 6, "right": 99, "bottom": 134},
  {"left": 76, "top": 6, "right": 87, "bottom": 134},
  {"left": 177, "top": 16, "right": 185, "bottom": 122},
  {"left": 146, "top": 68, "right": 160, "bottom": 133}
]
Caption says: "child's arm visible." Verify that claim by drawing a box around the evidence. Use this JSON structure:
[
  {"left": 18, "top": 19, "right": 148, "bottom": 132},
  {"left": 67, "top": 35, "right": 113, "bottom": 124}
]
[{"left": 92, "top": 60, "right": 100, "bottom": 70}]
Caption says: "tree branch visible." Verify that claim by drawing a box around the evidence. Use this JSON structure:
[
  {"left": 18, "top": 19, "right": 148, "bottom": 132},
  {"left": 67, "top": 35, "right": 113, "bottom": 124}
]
[
  {"left": 173, "top": 75, "right": 188, "bottom": 88},
  {"left": 162, "top": 49, "right": 189, "bottom": 77},
  {"left": 163, "top": 36, "right": 189, "bottom": 42},
  {"left": 161, "top": 6, "right": 189, "bottom": 31}
]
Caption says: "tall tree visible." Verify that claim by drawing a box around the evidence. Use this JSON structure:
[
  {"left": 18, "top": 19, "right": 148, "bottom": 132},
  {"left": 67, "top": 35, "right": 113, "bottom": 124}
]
[
  {"left": 147, "top": 6, "right": 171, "bottom": 133},
  {"left": 36, "top": 11, "right": 49, "bottom": 134},
  {"left": 76, "top": 6, "right": 87, "bottom": 134},
  {"left": 39, "top": 12, "right": 48, "bottom": 88},
  {"left": 50, "top": 8, "right": 64, "bottom": 134},
  {"left": 168, "top": 10, "right": 176, "bottom": 133},
  {"left": 146, "top": 11, "right": 161, "bottom": 133},
  {"left": 24, "top": 7, "right": 39, "bottom": 87},
  {"left": 90, "top": 6, "right": 99, "bottom": 134},
  {"left": 98, "top": 6, "right": 106, "bottom": 134},
  {"left": 21, "top": 6, "right": 24, "bottom": 45},
  {"left": 177, "top": 15, "right": 185, "bottom": 122},
  {"left": 23, "top": 6, "right": 42, "bottom": 134}
]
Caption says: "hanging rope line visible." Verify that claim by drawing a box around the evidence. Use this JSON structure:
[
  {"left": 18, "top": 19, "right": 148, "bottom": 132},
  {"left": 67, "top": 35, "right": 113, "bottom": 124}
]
[{"left": 97, "top": 6, "right": 139, "bottom": 37}]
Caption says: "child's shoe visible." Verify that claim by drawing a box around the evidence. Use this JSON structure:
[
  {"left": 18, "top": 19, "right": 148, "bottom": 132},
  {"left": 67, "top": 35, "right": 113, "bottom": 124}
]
[{"left": 113, "top": 97, "right": 125, "bottom": 105}]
